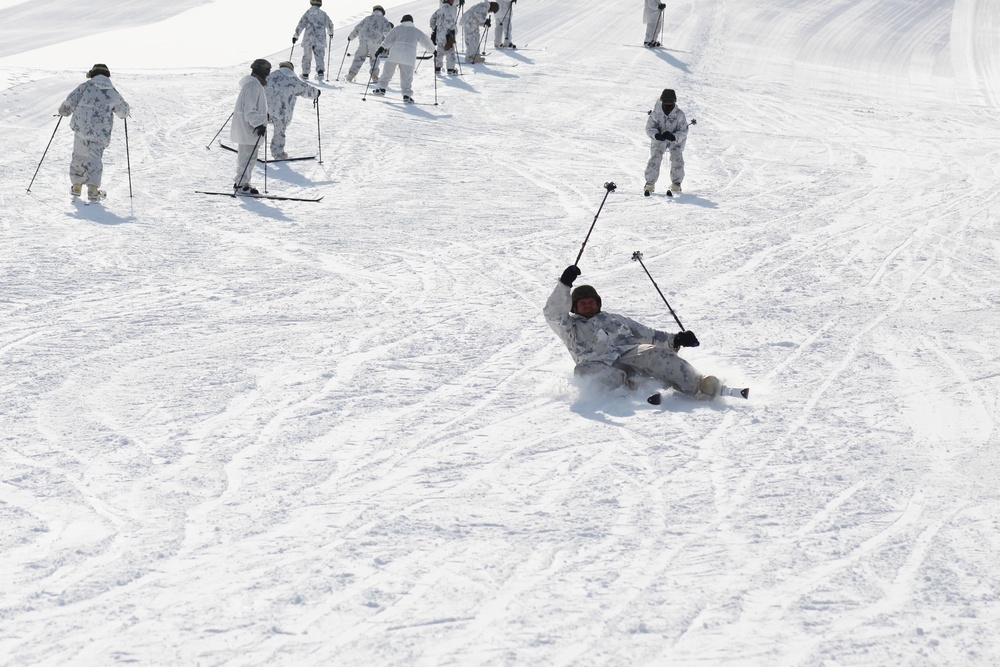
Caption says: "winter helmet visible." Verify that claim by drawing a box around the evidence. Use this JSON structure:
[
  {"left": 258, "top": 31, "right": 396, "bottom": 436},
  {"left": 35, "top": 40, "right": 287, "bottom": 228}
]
[
  {"left": 571, "top": 285, "right": 602, "bottom": 315},
  {"left": 278, "top": 61, "right": 295, "bottom": 71},
  {"left": 489, "top": 1, "right": 499, "bottom": 12},
  {"left": 401, "top": 14, "right": 413, "bottom": 22},
  {"left": 310, "top": 0, "right": 322, "bottom": 5},
  {"left": 373, "top": 4, "right": 385, "bottom": 13},
  {"left": 87, "top": 63, "right": 111, "bottom": 78},
  {"left": 251, "top": 58, "right": 272, "bottom": 78},
  {"left": 660, "top": 88, "right": 677, "bottom": 103}
]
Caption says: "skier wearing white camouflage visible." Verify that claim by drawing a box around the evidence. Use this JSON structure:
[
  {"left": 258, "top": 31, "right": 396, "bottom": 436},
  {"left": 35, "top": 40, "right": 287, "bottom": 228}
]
[
  {"left": 57, "top": 64, "right": 130, "bottom": 201},
  {"left": 493, "top": 0, "right": 516, "bottom": 49},
  {"left": 545, "top": 265, "right": 721, "bottom": 398},
  {"left": 430, "top": 0, "right": 459, "bottom": 75},
  {"left": 265, "top": 62, "right": 320, "bottom": 160},
  {"left": 292, "top": 0, "right": 334, "bottom": 80},
  {"left": 371, "top": 15, "right": 436, "bottom": 103},
  {"left": 643, "top": 0, "right": 665, "bottom": 47},
  {"left": 231, "top": 59, "right": 270, "bottom": 194},
  {"left": 644, "top": 88, "right": 687, "bottom": 196},
  {"left": 346, "top": 5, "right": 392, "bottom": 83},
  {"left": 461, "top": 1, "right": 498, "bottom": 63}
]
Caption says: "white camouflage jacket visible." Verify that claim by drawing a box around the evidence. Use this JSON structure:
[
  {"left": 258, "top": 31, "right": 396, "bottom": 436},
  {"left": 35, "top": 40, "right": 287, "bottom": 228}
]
[
  {"left": 544, "top": 282, "right": 677, "bottom": 366},
  {"left": 349, "top": 11, "right": 392, "bottom": 48},
  {"left": 231, "top": 75, "right": 268, "bottom": 144},
  {"left": 294, "top": 6, "right": 334, "bottom": 47},
  {"left": 430, "top": 3, "right": 457, "bottom": 42},
  {"left": 380, "top": 20, "right": 436, "bottom": 66},
  {"left": 265, "top": 68, "right": 318, "bottom": 125},
  {"left": 645, "top": 100, "right": 688, "bottom": 146},
  {"left": 59, "top": 75, "right": 129, "bottom": 146},
  {"left": 462, "top": 1, "right": 492, "bottom": 29}
]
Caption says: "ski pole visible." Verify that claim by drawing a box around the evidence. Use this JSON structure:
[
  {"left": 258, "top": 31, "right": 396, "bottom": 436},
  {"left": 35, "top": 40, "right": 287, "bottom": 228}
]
[
  {"left": 26, "top": 115, "right": 62, "bottom": 193},
  {"left": 336, "top": 38, "right": 350, "bottom": 80},
  {"left": 124, "top": 116, "right": 133, "bottom": 199},
  {"left": 631, "top": 251, "right": 686, "bottom": 331},
  {"left": 362, "top": 52, "right": 379, "bottom": 100},
  {"left": 326, "top": 35, "right": 332, "bottom": 81},
  {"left": 433, "top": 58, "right": 438, "bottom": 105},
  {"left": 207, "top": 112, "right": 233, "bottom": 150},
  {"left": 659, "top": 7, "right": 664, "bottom": 46},
  {"left": 574, "top": 181, "right": 616, "bottom": 266},
  {"left": 315, "top": 96, "right": 323, "bottom": 163},
  {"left": 235, "top": 132, "right": 263, "bottom": 192},
  {"left": 263, "top": 127, "right": 268, "bottom": 193},
  {"left": 480, "top": 23, "right": 491, "bottom": 56},
  {"left": 289, "top": 41, "right": 295, "bottom": 61}
]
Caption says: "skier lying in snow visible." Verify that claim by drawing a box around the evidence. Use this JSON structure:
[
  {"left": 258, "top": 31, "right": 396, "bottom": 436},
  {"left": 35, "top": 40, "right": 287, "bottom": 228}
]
[{"left": 544, "top": 265, "right": 723, "bottom": 399}]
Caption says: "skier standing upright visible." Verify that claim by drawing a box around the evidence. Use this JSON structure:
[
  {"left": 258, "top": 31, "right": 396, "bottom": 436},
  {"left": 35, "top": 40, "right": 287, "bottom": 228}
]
[
  {"left": 643, "top": 0, "right": 665, "bottom": 47},
  {"left": 544, "top": 265, "right": 721, "bottom": 398},
  {"left": 644, "top": 88, "right": 688, "bottom": 196},
  {"left": 57, "top": 63, "right": 129, "bottom": 202},
  {"left": 293, "top": 0, "right": 334, "bottom": 80},
  {"left": 430, "top": 0, "right": 459, "bottom": 75},
  {"left": 231, "top": 59, "right": 270, "bottom": 194},
  {"left": 493, "top": 0, "right": 516, "bottom": 49},
  {"left": 371, "top": 15, "right": 436, "bottom": 103},
  {"left": 265, "top": 62, "right": 320, "bottom": 160},
  {"left": 460, "top": 1, "right": 499, "bottom": 63},
  {"left": 346, "top": 5, "right": 392, "bottom": 83}
]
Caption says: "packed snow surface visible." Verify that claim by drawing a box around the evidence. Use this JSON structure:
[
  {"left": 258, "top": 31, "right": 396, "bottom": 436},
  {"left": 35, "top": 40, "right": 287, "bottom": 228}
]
[{"left": 3, "top": 0, "right": 1000, "bottom": 664}]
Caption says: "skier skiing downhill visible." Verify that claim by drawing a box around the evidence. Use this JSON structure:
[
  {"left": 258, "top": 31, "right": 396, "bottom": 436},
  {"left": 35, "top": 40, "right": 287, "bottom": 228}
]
[
  {"left": 644, "top": 88, "right": 688, "bottom": 196},
  {"left": 57, "top": 63, "right": 129, "bottom": 202},
  {"left": 430, "top": 0, "right": 460, "bottom": 75},
  {"left": 493, "top": 0, "right": 516, "bottom": 49},
  {"left": 642, "top": 0, "right": 665, "bottom": 47},
  {"left": 265, "top": 62, "right": 320, "bottom": 160},
  {"left": 544, "top": 265, "right": 723, "bottom": 399},
  {"left": 231, "top": 59, "right": 270, "bottom": 194},
  {"left": 371, "top": 15, "right": 436, "bottom": 103},
  {"left": 461, "top": 1, "right": 499, "bottom": 63},
  {"left": 346, "top": 5, "right": 392, "bottom": 83},
  {"left": 293, "top": 0, "right": 334, "bottom": 80}
]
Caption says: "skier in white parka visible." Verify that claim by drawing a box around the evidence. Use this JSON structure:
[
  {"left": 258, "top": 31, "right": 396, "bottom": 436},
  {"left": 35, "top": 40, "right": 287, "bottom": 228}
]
[
  {"left": 430, "top": 0, "right": 459, "bottom": 75},
  {"left": 346, "top": 5, "right": 392, "bottom": 83},
  {"left": 231, "top": 59, "right": 270, "bottom": 194},
  {"left": 265, "top": 62, "right": 320, "bottom": 160},
  {"left": 643, "top": 0, "right": 665, "bottom": 47},
  {"left": 293, "top": 0, "right": 334, "bottom": 80},
  {"left": 461, "top": 1, "right": 498, "bottom": 63},
  {"left": 544, "top": 265, "right": 720, "bottom": 398},
  {"left": 644, "top": 88, "right": 688, "bottom": 196},
  {"left": 493, "top": 0, "right": 515, "bottom": 49},
  {"left": 371, "top": 15, "right": 436, "bottom": 103},
  {"left": 57, "top": 63, "right": 129, "bottom": 201}
]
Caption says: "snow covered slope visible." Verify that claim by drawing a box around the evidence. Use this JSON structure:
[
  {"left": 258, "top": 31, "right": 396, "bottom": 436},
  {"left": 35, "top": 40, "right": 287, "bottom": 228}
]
[{"left": 2, "top": 0, "right": 1000, "bottom": 664}]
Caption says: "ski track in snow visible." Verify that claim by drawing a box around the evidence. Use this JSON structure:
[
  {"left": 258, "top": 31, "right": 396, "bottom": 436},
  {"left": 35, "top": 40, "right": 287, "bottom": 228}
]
[{"left": 3, "top": 0, "right": 1000, "bottom": 664}]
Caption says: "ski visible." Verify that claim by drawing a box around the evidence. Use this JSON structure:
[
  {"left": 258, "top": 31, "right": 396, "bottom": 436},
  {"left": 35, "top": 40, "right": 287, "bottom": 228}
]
[
  {"left": 647, "top": 386, "right": 749, "bottom": 405},
  {"left": 195, "top": 190, "right": 323, "bottom": 202},
  {"left": 366, "top": 96, "right": 443, "bottom": 107},
  {"left": 217, "top": 143, "right": 316, "bottom": 162}
]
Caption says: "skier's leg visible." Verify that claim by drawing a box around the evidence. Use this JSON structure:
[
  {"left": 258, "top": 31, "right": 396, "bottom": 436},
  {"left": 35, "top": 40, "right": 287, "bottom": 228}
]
[
  {"left": 377, "top": 61, "right": 397, "bottom": 91},
  {"left": 69, "top": 134, "right": 89, "bottom": 186},
  {"left": 644, "top": 140, "right": 667, "bottom": 188},
  {"left": 235, "top": 143, "right": 259, "bottom": 187},
  {"left": 446, "top": 46, "right": 456, "bottom": 70},
  {"left": 669, "top": 145, "right": 686, "bottom": 189},
  {"left": 315, "top": 41, "right": 327, "bottom": 75},
  {"left": 644, "top": 21, "right": 657, "bottom": 44},
  {"left": 399, "top": 64, "right": 415, "bottom": 98},
  {"left": 348, "top": 45, "right": 368, "bottom": 80},
  {"left": 465, "top": 28, "right": 479, "bottom": 61},
  {"left": 87, "top": 142, "right": 106, "bottom": 187},
  {"left": 574, "top": 362, "right": 628, "bottom": 390},
  {"left": 617, "top": 345, "right": 706, "bottom": 396},
  {"left": 301, "top": 42, "right": 314, "bottom": 77},
  {"left": 270, "top": 120, "right": 288, "bottom": 158},
  {"left": 435, "top": 43, "right": 444, "bottom": 70}
]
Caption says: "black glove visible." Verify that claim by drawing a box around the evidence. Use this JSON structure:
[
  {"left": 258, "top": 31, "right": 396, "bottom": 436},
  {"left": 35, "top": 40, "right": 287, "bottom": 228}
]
[
  {"left": 292, "top": 36, "right": 298, "bottom": 44},
  {"left": 658, "top": 3, "right": 665, "bottom": 8},
  {"left": 674, "top": 330, "right": 700, "bottom": 348},
  {"left": 655, "top": 131, "right": 676, "bottom": 142},
  {"left": 458, "top": 0, "right": 465, "bottom": 5},
  {"left": 431, "top": 30, "right": 437, "bottom": 44},
  {"left": 254, "top": 124, "right": 267, "bottom": 137},
  {"left": 374, "top": 47, "right": 385, "bottom": 58},
  {"left": 559, "top": 265, "right": 581, "bottom": 287},
  {"left": 484, "top": 18, "right": 491, "bottom": 28}
]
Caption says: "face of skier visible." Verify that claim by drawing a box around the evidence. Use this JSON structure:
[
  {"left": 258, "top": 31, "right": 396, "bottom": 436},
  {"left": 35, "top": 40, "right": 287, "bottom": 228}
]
[
  {"left": 661, "top": 100, "right": 674, "bottom": 115},
  {"left": 575, "top": 297, "right": 600, "bottom": 318}
]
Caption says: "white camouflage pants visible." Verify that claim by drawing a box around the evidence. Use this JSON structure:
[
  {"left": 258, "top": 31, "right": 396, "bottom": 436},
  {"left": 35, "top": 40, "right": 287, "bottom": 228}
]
[
  {"left": 70, "top": 134, "right": 107, "bottom": 186},
  {"left": 434, "top": 42, "right": 457, "bottom": 70},
  {"left": 377, "top": 62, "right": 415, "bottom": 97},
  {"left": 301, "top": 40, "right": 327, "bottom": 77},
  {"left": 494, "top": 8, "right": 513, "bottom": 46},
  {"left": 235, "top": 142, "right": 260, "bottom": 187},
  {"left": 269, "top": 120, "right": 289, "bottom": 157},
  {"left": 348, "top": 42, "right": 381, "bottom": 80},
  {"left": 464, "top": 27, "right": 483, "bottom": 59},
  {"left": 644, "top": 16, "right": 661, "bottom": 43},
  {"left": 644, "top": 139, "right": 685, "bottom": 187},
  {"left": 575, "top": 344, "right": 702, "bottom": 395}
]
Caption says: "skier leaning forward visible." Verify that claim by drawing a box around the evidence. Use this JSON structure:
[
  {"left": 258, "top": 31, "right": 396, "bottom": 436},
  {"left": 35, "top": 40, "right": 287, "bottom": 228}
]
[
  {"left": 544, "top": 265, "right": 721, "bottom": 398},
  {"left": 58, "top": 63, "right": 129, "bottom": 201},
  {"left": 231, "top": 59, "right": 270, "bottom": 194},
  {"left": 371, "top": 15, "right": 436, "bottom": 103},
  {"left": 430, "top": 0, "right": 459, "bottom": 75},
  {"left": 644, "top": 88, "right": 688, "bottom": 195},
  {"left": 346, "top": 5, "right": 392, "bottom": 83},
  {"left": 461, "top": 1, "right": 498, "bottom": 63},
  {"left": 293, "top": 0, "right": 334, "bottom": 80},
  {"left": 265, "top": 62, "right": 320, "bottom": 160}
]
